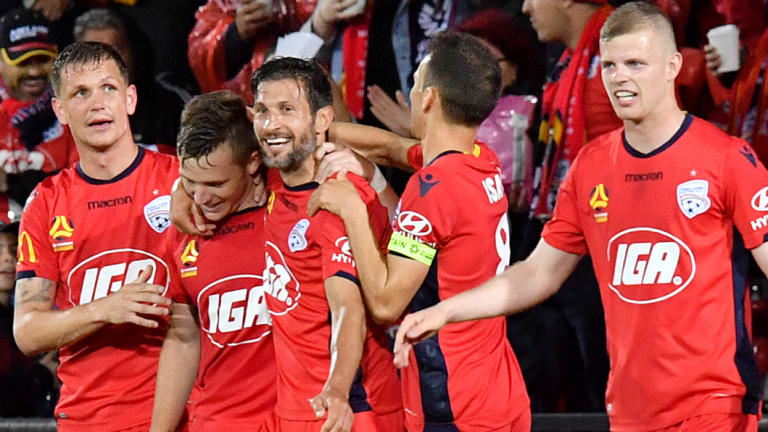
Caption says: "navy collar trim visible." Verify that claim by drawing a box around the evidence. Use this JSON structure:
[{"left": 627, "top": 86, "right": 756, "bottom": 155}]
[
  {"left": 76, "top": 147, "right": 145, "bottom": 185},
  {"left": 284, "top": 181, "right": 319, "bottom": 191},
  {"left": 623, "top": 114, "right": 693, "bottom": 158}
]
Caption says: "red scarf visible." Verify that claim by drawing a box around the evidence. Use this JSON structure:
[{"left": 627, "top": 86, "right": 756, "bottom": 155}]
[
  {"left": 532, "top": 5, "right": 612, "bottom": 219},
  {"left": 342, "top": 5, "right": 373, "bottom": 119},
  {"left": 729, "top": 28, "right": 768, "bottom": 164}
]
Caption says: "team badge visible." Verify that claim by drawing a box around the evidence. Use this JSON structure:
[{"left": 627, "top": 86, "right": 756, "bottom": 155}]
[
  {"left": 676, "top": 179, "right": 710, "bottom": 219},
  {"left": 180, "top": 240, "right": 199, "bottom": 278},
  {"left": 589, "top": 184, "right": 609, "bottom": 223},
  {"left": 143, "top": 195, "right": 171, "bottom": 233},
  {"left": 49, "top": 215, "right": 74, "bottom": 252},
  {"left": 288, "top": 219, "right": 310, "bottom": 252}
]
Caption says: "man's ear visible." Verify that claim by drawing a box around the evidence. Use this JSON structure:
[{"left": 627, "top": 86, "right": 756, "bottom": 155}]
[
  {"left": 51, "top": 97, "right": 68, "bottom": 125},
  {"left": 667, "top": 51, "right": 683, "bottom": 81},
  {"left": 125, "top": 84, "right": 137, "bottom": 116},
  {"left": 314, "top": 105, "right": 334, "bottom": 136},
  {"left": 246, "top": 106, "right": 255, "bottom": 123},
  {"left": 246, "top": 150, "right": 261, "bottom": 175},
  {"left": 422, "top": 86, "right": 437, "bottom": 114}
]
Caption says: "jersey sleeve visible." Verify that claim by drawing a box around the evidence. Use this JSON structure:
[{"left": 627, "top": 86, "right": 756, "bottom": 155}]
[
  {"left": 166, "top": 231, "right": 193, "bottom": 305},
  {"left": 541, "top": 157, "right": 589, "bottom": 255},
  {"left": 16, "top": 186, "right": 58, "bottom": 281},
  {"left": 724, "top": 141, "right": 768, "bottom": 249},
  {"left": 407, "top": 144, "right": 424, "bottom": 171},
  {"left": 387, "top": 168, "right": 450, "bottom": 266},
  {"left": 317, "top": 211, "right": 360, "bottom": 286}
]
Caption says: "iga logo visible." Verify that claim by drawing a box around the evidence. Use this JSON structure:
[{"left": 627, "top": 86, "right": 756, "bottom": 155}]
[
  {"left": 752, "top": 186, "right": 768, "bottom": 211},
  {"left": 397, "top": 211, "right": 432, "bottom": 236},
  {"left": 607, "top": 228, "right": 695, "bottom": 304},
  {"left": 263, "top": 242, "right": 300, "bottom": 315},
  {"left": 67, "top": 249, "right": 170, "bottom": 305},
  {"left": 197, "top": 275, "right": 271, "bottom": 348}
]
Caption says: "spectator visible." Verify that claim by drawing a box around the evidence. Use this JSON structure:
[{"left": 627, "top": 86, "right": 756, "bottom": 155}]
[
  {"left": 188, "top": 0, "right": 316, "bottom": 104},
  {"left": 74, "top": 7, "right": 183, "bottom": 152},
  {"left": 0, "top": 7, "right": 78, "bottom": 205}
]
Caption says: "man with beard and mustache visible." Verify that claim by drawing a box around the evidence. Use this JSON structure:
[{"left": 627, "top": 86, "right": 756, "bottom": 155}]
[
  {"left": 252, "top": 57, "right": 403, "bottom": 432},
  {"left": 0, "top": 8, "right": 77, "bottom": 204}
]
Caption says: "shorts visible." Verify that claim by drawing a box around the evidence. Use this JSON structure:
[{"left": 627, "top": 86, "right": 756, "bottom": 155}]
[
  {"left": 278, "top": 409, "right": 404, "bottom": 432},
  {"left": 654, "top": 413, "right": 758, "bottom": 432},
  {"left": 190, "top": 412, "right": 278, "bottom": 432}
]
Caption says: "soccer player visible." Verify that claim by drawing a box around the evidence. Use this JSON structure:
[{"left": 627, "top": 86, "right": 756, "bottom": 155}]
[
  {"left": 308, "top": 32, "right": 531, "bottom": 431},
  {"left": 13, "top": 41, "right": 176, "bottom": 431},
  {"left": 150, "top": 90, "right": 276, "bottom": 432},
  {"left": 393, "top": 3, "right": 765, "bottom": 431},
  {"left": 252, "top": 57, "right": 402, "bottom": 432}
]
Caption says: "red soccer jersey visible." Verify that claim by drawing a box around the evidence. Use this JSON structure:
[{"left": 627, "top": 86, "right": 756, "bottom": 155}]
[
  {"left": 542, "top": 115, "right": 765, "bottom": 430},
  {"left": 168, "top": 206, "right": 276, "bottom": 430},
  {"left": 391, "top": 142, "right": 530, "bottom": 431},
  {"left": 16, "top": 147, "right": 178, "bottom": 431},
  {"left": 263, "top": 173, "right": 402, "bottom": 421}
]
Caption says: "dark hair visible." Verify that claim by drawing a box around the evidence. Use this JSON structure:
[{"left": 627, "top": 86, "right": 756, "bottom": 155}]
[
  {"left": 250, "top": 57, "right": 332, "bottom": 114},
  {"left": 73, "top": 8, "right": 129, "bottom": 42},
  {"left": 458, "top": 9, "right": 544, "bottom": 95},
  {"left": 600, "top": 1, "right": 676, "bottom": 50},
  {"left": 51, "top": 41, "right": 130, "bottom": 96},
  {"left": 423, "top": 32, "right": 501, "bottom": 126},
  {"left": 177, "top": 90, "right": 257, "bottom": 166}
]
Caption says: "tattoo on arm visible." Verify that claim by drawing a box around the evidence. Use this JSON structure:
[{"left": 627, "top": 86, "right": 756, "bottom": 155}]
[{"left": 15, "top": 278, "right": 55, "bottom": 305}]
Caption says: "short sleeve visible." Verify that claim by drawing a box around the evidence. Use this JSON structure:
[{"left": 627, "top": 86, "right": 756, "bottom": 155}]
[
  {"left": 724, "top": 141, "right": 768, "bottom": 249},
  {"left": 541, "top": 159, "right": 588, "bottom": 255},
  {"left": 16, "top": 187, "right": 58, "bottom": 281},
  {"left": 318, "top": 212, "right": 360, "bottom": 285},
  {"left": 167, "top": 232, "right": 193, "bottom": 305}
]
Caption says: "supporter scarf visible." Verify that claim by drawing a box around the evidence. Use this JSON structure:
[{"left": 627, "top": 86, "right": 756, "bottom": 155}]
[
  {"left": 342, "top": 4, "right": 373, "bottom": 119},
  {"left": 4, "top": 87, "right": 57, "bottom": 151},
  {"left": 729, "top": 28, "right": 768, "bottom": 163},
  {"left": 531, "top": 5, "right": 612, "bottom": 219}
]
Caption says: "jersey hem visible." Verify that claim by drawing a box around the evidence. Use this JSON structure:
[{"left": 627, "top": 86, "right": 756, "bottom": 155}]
[{"left": 607, "top": 396, "right": 743, "bottom": 431}]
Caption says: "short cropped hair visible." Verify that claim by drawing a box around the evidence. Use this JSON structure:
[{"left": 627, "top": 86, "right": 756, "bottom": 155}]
[
  {"left": 600, "top": 1, "right": 677, "bottom": 50},
  {"left": 177, "top": 90, "right": 257, "bottom": 166},
  {"left": 51, "top": 41, "right": 130, "bottom": 96},
  {"left": 250, "top": 57, "right": 332, "bottom": 115},
  {"left": 73, "top": 9, "right": 129, "bottom": 42},
  {"left": 422, "top": 32, "right": 502, "bottom": 126}
]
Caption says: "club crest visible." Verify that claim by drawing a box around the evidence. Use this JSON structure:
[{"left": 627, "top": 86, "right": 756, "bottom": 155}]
[{"left": 676, "top": 179, "right": 710, "bottom": 219}]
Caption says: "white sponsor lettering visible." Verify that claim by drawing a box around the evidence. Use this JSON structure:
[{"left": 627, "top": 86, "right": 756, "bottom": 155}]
[
  {"left": 482, "top": 174, "right": 504, "bottom": 204},
  {"left": 752, "top": 214, "right": 768, "bottom": 231},
  {"left": 752, "top": 186, "right": 768, "bottom": 211},
  {"left": 397, "top": 211, "right": 432, "bottom": 236},
  {"left": 606, "top": 228, "right": 695, "bottom": 304},
  {"left": 197, "top": 275, "right": 271, "bottom": 348}
]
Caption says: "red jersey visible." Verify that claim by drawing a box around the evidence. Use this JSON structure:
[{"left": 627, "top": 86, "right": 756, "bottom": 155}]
[
  {"left": 16, "top": 148, "right": 178, "bottom": 431},
  {"left": 0, "top": 97, "right": 78, "bottom": 174},
  {"left": 169, "top": 206, "right": 276, "bottom": 430},
  {"left": 391, "top": 142, "right": 530, "bottom": 431},
  {"left": 542, "top": 115, "right": 765, "bottom": 430},
  {"left": 263, "top": 173, "right": 402, "bottom": 421}
]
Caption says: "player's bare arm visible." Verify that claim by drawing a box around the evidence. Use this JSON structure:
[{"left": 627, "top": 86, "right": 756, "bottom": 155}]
[
  {"left": 308, "top": 276, "right": 366, "bottom": 432},
  {"left": 308, "top": 173, "right": 429, "bottom": 323},
  {"left": 393, "top": 239, "right": 582, "bottom": 367},
  {"left": 13, "top": 268, "right": 171, "bottom": 356},
  {"left": 329, "top": 122, "right": 418, "bottom": 172},
  {"left": 751, "top": 242, "right": 768, "bottom": 278},
  {"left": 313, "top": 143, "right": 400, "bottom": 219},
  {"left": 151, "top": 303, "right": 200, "bottom": 432}
]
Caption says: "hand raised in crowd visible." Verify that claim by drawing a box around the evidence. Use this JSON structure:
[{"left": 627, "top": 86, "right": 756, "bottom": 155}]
[
  {"left": 313, "top": 141, "right": 374, "bottom": 184},
  {"left": 312, "top": 0, "right": 365, "bottom": 39},
  {"left": 367, "top": 86, "right": 412, "bottom": 138},
  {"left": 235, "top": 0, "right": 274, "bottom": 41},
  {"left": 703, "top": 44, "right": 722, "bottom": 75},
  {"left": 89, "top": 266, "right": 170, "bottom": 328},
  {"left": 29, "top": 0, "right": 70, "bottom": 22},
  {"left": 308, "top": 171, "right": 362, "bottom": 218},
  {"left": 393, "top": 305, "right": 449, "bottom": 368},
  {"left": 308, "top": 386, "right": 355, "bottom": 432},
  {"left": 507, "top": 182, "right": 528, "bottom": 213}
]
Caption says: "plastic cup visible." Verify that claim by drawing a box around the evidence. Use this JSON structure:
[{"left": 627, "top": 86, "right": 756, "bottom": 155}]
[{"left": 707, "top": 24, "right": 740, "bottom": 73}]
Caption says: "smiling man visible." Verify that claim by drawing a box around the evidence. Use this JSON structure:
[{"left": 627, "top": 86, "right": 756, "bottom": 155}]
[
  {"left": 13, "top": 41, "right": 179, "bottom": 432},
  {"left": 393, "top": 3, "right": 766, "bottom": 431}
]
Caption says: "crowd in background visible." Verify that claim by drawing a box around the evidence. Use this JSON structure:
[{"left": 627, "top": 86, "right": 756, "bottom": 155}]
[{"left": 2, "top": 0, "right": 768, "bottom": 419}]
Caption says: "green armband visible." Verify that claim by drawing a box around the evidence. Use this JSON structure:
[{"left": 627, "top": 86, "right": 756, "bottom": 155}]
[{"left": 388, "top": 232, "right": 436, "bottom": 265}]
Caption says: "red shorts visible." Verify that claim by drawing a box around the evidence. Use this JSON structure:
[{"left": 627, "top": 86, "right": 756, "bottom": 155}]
[
  {"left": 58, "top": 422, "right": 150, "bottom": 432},
  {"left": 278, "top": 409, "right": 404, "bottom": 432},
  {"left": 190, "top": 412, "right": 278, "bottom": 432},
  {"left": 654, "top": 413, "right": 758, "bottom": 432}
]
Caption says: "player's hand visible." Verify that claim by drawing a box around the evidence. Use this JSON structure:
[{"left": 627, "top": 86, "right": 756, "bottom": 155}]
[
  {"left": 170, "top": 178, "right": 215, "bottom": 236},
  {"left": 314, "top": 141, "right": 375, "bottom": 183},
  {"left": 30, "top": 0, "right": 71, "bottom": 21},
  {"left": 393, "top": 305, "right": 448, "bottom": 368},
  {"left": 367, "top": 86, "right": 412, "bottom": 138},
  {"left": 308, "top": 386, "right": 354, "bottom": 432},
  {"left": 704, "top": 44, "right": 722, "bottom": 75},
  {"left": 308, "top": 171, "right": 364, "bottom": 217},
  {"left": 235, "top": 0, "right": 273, "bottom": 41},
  {"left": 90, "top": 267, "right": 171, "bottom": 328}
]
